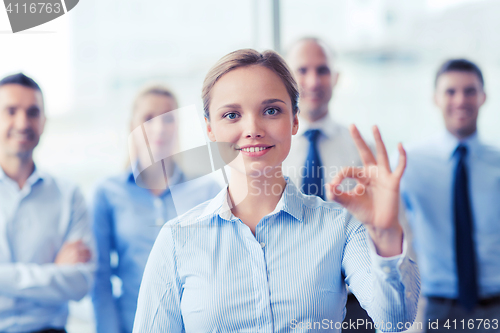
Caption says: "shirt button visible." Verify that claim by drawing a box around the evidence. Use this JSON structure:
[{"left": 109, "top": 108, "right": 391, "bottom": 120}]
[
  {"left": 260, "top": 242, "right": 265, "bottom": 248},
  {"left": 407, "top": 291, "right": 412, "bottom": 298},
  {"left": 154, "top": 198, "right": 162, "bottom": 208},
  {"left": 156, "top": 218, "right": 164, "bottom": 226},
  {"left": 382, "top": 266, "right": 391, "bottom": 274}
]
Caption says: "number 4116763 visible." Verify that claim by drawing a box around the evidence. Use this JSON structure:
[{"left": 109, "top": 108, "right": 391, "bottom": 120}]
[
  {"left": 444, "top": 319, "right": 499, "bottom": 330},
  {"left": 6, "top": 3, "right": 62, "bottom": 14}
]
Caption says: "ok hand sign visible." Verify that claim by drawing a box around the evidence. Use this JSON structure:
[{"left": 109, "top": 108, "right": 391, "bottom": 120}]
[{"left": 325, "top": 125, "right": 406, "bottom": 257}]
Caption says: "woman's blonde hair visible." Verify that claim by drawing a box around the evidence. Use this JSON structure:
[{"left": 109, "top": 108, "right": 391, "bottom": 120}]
[{"left": 201, "top": 49, "right": 299, "bottom": 119}]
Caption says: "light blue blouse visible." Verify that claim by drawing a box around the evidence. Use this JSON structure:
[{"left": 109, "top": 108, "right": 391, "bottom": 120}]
[
  {"left": 91, "top": 167, "right": 221, "bottom": 333},
  {"left": 133, "top": 178, "right": 420, "bottom": 332}
]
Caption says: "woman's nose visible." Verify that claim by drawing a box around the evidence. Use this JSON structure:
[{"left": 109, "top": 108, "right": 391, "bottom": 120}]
[
  {"left": 244, "top": 117, "right": 264, "bottom": 138},
  {"left": 146, "top": 117, "right": 168, "bottom": 136}
]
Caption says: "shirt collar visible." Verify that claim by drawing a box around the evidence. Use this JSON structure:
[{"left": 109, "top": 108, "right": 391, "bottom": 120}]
[
  {"left": 197, "top": 177, "right": 304, "bottom": 223},
  {"left": 0, "top": 166, "right": 6, "bottom": 181},
  {"left": 296, "top": 114, "right": 338, "bottom": 139},
  {"left": 0, "top": 164, "right": 45, "bottom": 190},
  {"left": 440, "top": 130, "right": 481, "bottom": 160},
  {"left": 26, "top": 166, "right": 45, "bottom": 185}
]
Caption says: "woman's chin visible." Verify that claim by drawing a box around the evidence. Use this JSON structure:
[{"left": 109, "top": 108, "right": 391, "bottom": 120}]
[
  {"left": 237, "top": 164, "right": 281, "bottom": 179},
  {"left": 150, "top": 147, "right": 175, "bottom": 161}
]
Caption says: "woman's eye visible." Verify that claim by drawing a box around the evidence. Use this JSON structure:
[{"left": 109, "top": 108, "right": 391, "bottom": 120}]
[
  {"left": 264, "top": 107, "right": 280, "bottom": 115},
  {"left": 224, "top": 112, "right": 238, "bottom": 120}
]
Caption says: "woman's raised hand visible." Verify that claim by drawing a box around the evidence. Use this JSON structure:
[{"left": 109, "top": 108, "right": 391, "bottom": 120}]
[{"left": 325, "top": 125, "right": 406, "bottom": 257}]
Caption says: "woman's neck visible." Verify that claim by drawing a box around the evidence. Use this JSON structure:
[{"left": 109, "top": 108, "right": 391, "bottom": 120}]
[
  {"left": 228, "top": 166, "right": 287, "bottom": 234},
  {"left": 136, "top": 157, "right": 175, "bottom": 197}
]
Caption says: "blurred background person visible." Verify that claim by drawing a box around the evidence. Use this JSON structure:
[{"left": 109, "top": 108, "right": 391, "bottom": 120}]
[
  {"left": 91, "top": 85, "right": 221, "bottom": 333},
  {"left": 0, "top": 73, "right": 95, "bottom": 333},
  {"left": 283, "top": 37, "right": 364, "bottom": 198},
  {"left": 283, "top": 38, "right": 374, "bottom": 332},
  {"left": 396, "top": 59, "right": 500, "bottom": 332}
]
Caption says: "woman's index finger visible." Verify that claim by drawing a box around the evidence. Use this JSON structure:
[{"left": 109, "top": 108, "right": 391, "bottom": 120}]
[{"left": 349, "top": 124, "right": 376, "bottom": 165}]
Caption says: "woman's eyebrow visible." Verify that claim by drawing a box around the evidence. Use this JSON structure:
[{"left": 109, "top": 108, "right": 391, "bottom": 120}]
[
  {"left": 217, "top": 103, "right": 241, "bottom": 111},
  {"left": 261, "top": 98, "right": 286, "bottom": 105}
]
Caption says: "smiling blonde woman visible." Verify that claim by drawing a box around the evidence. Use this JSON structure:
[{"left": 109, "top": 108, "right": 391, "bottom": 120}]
[{"left": 133, "top": 49, "right": 420, "bottom": 332}]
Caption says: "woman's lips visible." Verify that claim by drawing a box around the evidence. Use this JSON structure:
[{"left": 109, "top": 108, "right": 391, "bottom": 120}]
[{"left": 237, "top": 145, "right": 274, "bottom": 157}]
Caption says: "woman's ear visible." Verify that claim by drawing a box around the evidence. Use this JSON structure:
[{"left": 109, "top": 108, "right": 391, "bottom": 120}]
[
  {"left": 292, "top": 114, "right": 299, "bottom": 135},
  {"left": 205, "top": 117, "right": 216, "bottom": 142}
]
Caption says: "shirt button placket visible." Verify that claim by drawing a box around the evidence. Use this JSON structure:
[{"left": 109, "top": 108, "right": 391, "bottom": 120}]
[{"left": 255, "top": 225, "right": 273, "bottom": 331}]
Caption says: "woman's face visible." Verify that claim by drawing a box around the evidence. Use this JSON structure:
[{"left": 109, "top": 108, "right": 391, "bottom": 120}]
[
  {"left": 206, "top": 65, "right": 298, "bottom": 177},
  {"left": 132, "top": 93, "right": 178, "bottom": 162}
]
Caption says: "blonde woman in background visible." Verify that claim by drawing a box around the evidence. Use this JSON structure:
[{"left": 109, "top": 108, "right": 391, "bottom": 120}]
[{"left": 91, "top": 85, "right": 220, "bottom": 333}]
